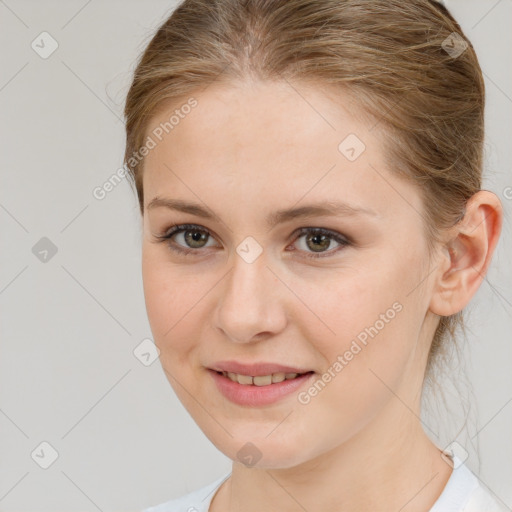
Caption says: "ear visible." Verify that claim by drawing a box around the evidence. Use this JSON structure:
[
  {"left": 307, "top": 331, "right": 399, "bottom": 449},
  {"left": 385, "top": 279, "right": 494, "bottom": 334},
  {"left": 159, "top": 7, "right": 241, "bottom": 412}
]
[{"left": 429, "top": 190, "right": 503, "bottom": 317}]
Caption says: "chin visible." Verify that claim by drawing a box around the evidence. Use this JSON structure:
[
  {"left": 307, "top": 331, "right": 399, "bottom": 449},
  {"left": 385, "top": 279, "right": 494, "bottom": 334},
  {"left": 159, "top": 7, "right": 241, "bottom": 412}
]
[{"left": 211, "top": 432, "right": 314, "bottom": 470}]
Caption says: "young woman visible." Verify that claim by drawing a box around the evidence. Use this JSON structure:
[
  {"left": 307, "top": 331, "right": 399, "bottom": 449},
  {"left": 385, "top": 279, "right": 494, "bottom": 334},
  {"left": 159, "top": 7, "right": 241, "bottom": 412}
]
[{"left": 123, "top": 0, "right": 506, "bottom": 510}]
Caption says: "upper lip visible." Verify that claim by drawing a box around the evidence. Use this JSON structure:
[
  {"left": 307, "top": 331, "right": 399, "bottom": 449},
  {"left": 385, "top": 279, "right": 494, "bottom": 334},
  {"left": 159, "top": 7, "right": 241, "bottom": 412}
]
[{"left": 208, "top": 361, "right": 313, "bottom": 376}]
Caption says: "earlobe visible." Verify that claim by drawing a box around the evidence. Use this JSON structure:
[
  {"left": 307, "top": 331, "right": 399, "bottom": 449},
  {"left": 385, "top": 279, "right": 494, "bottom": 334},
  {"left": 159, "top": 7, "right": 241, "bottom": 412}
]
[{"left": 429, "top": 190, "right": 503, "bottom": 317}]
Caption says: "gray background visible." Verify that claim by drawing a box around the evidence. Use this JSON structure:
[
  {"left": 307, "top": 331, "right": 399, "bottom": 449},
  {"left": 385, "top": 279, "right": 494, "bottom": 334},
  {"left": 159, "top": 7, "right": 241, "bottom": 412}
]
[{"left": 0, "top": 1, "right": 510, "bottom": 510}]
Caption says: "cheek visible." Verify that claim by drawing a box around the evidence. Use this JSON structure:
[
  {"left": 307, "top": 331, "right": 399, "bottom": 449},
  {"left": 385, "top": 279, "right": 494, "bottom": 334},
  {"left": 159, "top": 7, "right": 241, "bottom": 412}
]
[
  {"left": 295, "top": 262, "right": 420, "bottom": 398},
  {"left": 141, "top": 252, "right": 208, "bottom": 415},
  {"left": 290, "top": 286, "right": 413, "bottom": 449},
  {"left": 290, "top": 264, "right": 408, "bottom": 349},
  {"left": 141, "top": 248, "right": 202, "bottom": 362}
]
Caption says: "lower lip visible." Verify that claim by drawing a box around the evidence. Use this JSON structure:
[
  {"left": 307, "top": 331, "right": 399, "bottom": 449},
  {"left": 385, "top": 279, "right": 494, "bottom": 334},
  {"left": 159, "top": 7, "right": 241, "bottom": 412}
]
[{"left": 208, "top": 369, "right": 314, "bottom": 406}]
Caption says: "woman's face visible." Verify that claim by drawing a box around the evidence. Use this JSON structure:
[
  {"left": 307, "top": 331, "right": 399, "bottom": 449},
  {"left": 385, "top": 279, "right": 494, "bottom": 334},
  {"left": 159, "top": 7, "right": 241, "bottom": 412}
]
[{"left": 141, "top": 80, "right": 441, "bottom": 469}]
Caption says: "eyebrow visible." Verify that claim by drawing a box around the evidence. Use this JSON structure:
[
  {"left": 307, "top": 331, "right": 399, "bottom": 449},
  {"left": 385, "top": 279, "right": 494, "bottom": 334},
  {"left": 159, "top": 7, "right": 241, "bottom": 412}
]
[{"left": 147, "top": 196, "right": 378, "bottom": 228}]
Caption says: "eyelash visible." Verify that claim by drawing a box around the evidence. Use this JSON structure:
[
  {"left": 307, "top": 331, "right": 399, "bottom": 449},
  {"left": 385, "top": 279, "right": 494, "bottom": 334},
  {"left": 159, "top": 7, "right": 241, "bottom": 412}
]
[{"left": 154, "top": 223, "right": 351, "bottom": 259}]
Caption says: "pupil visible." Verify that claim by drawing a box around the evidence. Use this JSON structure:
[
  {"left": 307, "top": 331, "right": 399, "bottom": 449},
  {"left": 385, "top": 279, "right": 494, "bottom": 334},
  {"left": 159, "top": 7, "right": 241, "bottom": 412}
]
[
  {"left": 186, "top": 230, "right": 206, "bottom": 247},
  {"left": 308, "top": 233, "right": 329, "bottom": 252}
]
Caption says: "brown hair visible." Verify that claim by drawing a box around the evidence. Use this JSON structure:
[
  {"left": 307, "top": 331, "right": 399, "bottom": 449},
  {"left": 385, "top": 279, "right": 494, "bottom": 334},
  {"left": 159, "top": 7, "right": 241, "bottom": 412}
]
[{"left": 123, "top": 0, "right": 485, "bottom": 377}]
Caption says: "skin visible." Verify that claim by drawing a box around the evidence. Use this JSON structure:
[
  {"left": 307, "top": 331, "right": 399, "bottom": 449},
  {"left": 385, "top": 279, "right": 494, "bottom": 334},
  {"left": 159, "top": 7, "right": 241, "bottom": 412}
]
[{"left": 140, "top": 79, "right": 502, "bottom": 512}]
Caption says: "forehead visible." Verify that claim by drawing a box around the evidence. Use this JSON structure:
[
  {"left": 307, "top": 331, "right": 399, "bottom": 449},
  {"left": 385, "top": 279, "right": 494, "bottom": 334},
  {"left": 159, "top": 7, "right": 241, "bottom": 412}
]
[
  {"left": 142, "top": 80, "right": 421, "bottom": 219},
  {"left": 146, "top": 79, "right": 370, "bottom": 164}
]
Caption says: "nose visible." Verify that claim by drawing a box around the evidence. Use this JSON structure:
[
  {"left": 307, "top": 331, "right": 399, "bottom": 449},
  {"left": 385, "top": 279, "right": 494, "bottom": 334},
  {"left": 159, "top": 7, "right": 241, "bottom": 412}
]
[{"left": 214, "top": 249, "right": 287, "bottom": 344}]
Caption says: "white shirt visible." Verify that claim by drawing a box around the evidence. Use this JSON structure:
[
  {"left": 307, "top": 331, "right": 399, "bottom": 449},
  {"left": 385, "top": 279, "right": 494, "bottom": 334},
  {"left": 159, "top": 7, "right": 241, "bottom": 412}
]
[{"left": 144, "top": 455, "right": 509, "bottom": 512}]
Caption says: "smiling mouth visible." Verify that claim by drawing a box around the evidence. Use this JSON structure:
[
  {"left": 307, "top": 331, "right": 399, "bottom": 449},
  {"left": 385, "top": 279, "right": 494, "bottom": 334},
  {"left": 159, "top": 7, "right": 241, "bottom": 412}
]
[{"left": 214, "top": 370, "right": 314, "bottom": 386}]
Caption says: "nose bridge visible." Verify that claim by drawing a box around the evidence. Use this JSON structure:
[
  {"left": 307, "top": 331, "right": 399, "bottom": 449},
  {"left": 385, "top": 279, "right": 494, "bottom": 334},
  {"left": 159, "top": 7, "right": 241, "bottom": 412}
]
[
  {"left": 215, "top": 244, "right": 284, "bottom": 343},
  {"left": 226, "top": 247, "right": 269, "bottom": 313},
  {"left": 228, "top": 233, "right": 270, "bottom": 298}
]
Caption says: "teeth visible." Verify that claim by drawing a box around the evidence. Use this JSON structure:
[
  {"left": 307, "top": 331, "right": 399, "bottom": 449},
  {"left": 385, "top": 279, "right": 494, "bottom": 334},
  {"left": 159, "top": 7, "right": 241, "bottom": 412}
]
[
  {"left": 221, "top": 371, "right": 304, "bottom": 386},
  {"left": 272, "top": 372, "right": 286, "bottom": 383},
  {"left": 253, "top": 375, "right": 272, "bottom": 386},
  {"left": 237, "top": 374, "right": 253, "bottom": 385}
]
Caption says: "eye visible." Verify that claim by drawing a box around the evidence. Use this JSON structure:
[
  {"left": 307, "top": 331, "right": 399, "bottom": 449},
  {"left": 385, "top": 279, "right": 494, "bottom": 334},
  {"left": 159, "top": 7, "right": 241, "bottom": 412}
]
[
  {"left": 154, "top": 224, "right": 351, "bottom": 259},
  {"left": 290, "top": 227, "right": 351, "bottom": 259},
  {"left": 155, "top": 223, "right": 218, "bottom": 255}
]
